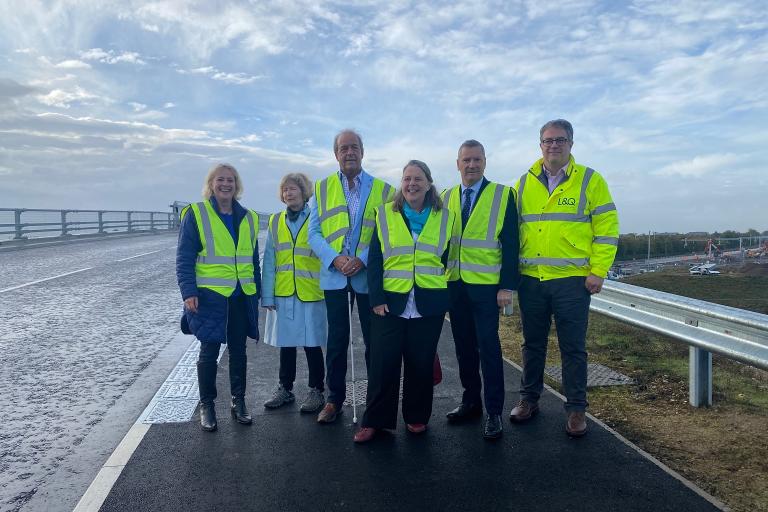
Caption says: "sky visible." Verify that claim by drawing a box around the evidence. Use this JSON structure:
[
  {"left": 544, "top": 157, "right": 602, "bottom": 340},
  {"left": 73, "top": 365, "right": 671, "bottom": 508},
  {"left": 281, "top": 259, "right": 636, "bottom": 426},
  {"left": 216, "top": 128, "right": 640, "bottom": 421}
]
[{"left": 0, "top": 0, "right": 766, "bottom": 234}]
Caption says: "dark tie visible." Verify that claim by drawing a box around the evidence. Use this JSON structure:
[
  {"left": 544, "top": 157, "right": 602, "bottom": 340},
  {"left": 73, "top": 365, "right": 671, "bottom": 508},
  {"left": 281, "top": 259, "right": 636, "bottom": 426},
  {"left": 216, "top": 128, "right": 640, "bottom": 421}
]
[{"left": 462, "top": 188, "right": 474, "bottom": 228}]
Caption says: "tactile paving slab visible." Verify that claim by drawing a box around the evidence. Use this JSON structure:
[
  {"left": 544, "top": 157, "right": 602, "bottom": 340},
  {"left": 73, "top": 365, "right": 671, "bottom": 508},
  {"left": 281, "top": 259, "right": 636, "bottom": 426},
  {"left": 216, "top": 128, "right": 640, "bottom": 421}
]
[{"left": 544, "top": 363, "right": 634, "bottom": 387}]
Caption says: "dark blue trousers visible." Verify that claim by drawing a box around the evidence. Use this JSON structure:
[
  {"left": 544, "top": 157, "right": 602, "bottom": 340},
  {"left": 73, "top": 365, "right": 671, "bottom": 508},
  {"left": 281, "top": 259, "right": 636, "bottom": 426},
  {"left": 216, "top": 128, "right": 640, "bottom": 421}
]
[
  {"left": 323, "top": 287, "right": 371, "bottom": 406},
  {"left": 517, "top": 275, "right": 591, "bottom": 412},
  {"left": 448, "top": 281, "right": 505, "bottom": 415}
]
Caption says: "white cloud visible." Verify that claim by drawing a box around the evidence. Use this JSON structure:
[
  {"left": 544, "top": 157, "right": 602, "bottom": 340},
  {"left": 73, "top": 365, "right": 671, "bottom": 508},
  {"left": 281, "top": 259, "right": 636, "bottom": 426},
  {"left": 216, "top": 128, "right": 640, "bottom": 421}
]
[
  {"left": 37, "top": 86, "right": 101, "bottom": 108},
  {"left": 203, "top": 120, "right": 237, "bottom": 131},
  {"left": 183, "top": 66, "right": 261, "bottom": 85},
  {"left": 655, "top": 153, "right": 744, "bottom": 177},
  {"left": 54, "top": 60, "right": 91, "bottom": 69},
  {"left": 163, "top": 102, "right": 176, "bottom": 108},
  {"left": 128, "top": 102, "right": 147, "bottom": 112},
  {"left": 80, "top": 48, "right": 146, "bottom": 65}
]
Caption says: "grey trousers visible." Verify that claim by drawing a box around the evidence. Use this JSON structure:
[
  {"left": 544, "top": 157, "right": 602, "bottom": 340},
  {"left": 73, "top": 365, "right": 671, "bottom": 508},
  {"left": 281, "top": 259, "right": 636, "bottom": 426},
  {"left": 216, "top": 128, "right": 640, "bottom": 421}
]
[{"left": 517, "top": 275, "right": 591, "bottom": 412}]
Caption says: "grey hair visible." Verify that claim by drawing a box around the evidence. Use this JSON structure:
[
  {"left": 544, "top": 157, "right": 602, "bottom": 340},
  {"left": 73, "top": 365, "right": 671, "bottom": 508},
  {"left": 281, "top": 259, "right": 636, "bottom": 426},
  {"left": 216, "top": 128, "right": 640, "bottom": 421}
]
[
  {"left": 333, "top": 129, "right": 364, "bottom": 154},
  {"left": 540, "top": 119, "right": 574, "bottom": 141},
  {"left": 202, "top": 163, "right": 243, "bottom": 200},
  {"left": 391, "top": 159, "right": 443, "bottom": 213},
  {"left": 457, "top": 139, "right": 485, "bottom": 158},
  {"left": 278, "top": 172, "right": 313, "bottom": 203}
]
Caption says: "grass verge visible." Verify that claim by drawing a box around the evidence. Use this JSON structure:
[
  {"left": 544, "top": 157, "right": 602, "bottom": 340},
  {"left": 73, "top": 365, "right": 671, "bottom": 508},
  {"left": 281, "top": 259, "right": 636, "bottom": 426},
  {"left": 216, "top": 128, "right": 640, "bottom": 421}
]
[{"left": 499, "top": 265, "right": 768, "bottom": 512}]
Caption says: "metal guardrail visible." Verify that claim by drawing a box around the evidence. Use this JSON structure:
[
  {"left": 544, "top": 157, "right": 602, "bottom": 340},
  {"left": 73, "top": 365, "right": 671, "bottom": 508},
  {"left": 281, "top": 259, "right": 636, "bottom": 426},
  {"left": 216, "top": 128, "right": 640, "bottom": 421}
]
[
  {"left": 592, "top": 281, "right": 768, "bottom": 406},
  {"left": 0, "top": 208, "right": 178, "bottom": 242}
]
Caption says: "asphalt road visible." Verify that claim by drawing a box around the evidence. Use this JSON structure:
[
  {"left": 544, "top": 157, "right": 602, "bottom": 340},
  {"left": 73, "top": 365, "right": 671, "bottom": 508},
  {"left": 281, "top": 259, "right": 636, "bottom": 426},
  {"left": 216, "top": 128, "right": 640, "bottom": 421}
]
[{"left": 0, "top": 234, "right": 185, "bottom": 512}]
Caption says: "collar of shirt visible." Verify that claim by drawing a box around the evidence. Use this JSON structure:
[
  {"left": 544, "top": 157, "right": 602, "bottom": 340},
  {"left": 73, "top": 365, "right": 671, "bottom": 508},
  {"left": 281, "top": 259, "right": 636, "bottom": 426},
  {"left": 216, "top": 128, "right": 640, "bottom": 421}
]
[
  {"left": 542, "top": 163, "right": 567, "bottom": 181},
  {"left": 338, "top": 170, "right": 362, "bottom": 190},
  {"left": 459, "top": 179, "right": 483, "bottom": 208}
]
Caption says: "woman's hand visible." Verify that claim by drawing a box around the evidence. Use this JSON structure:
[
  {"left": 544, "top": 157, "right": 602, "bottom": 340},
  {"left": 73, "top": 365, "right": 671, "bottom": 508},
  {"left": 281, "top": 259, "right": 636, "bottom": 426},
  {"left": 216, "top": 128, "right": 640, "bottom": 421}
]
[
  {"left": 372, "top": 304, "right": 389, "bottom": 316},
  {"left": 184, "top": 296, "right": 198, "bottom": 313}
]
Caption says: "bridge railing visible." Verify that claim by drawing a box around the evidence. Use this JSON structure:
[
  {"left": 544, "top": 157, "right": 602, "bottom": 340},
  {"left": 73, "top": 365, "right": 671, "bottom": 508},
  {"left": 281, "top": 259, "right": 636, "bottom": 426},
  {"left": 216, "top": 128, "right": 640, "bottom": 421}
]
[
  {"left": 591, "top": 281, "right": 768, "bottom": 407},
  {"left": 0, "top": 208, "right": 178, "bottom": 242}
]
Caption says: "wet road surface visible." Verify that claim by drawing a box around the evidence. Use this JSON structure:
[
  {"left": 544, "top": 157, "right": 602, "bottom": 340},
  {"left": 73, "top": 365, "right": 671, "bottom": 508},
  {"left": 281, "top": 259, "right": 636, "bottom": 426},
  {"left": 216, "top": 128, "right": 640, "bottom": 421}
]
[{"left": 0, "top": 234, "right": 184, "bottom": 512}]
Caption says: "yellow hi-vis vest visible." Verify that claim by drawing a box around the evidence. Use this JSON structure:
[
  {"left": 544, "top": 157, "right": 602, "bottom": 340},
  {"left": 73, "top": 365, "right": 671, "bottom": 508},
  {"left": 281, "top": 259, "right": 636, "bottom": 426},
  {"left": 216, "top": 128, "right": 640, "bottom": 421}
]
[
  {"left": 315, "top": 173, "right": 395, "bottom": 256},
  {"left": 515, "top": 155, "right": 619, "bottom": 280},
  {"left": 442, "top": 182, "right": 510, "bottom": 285},
  {"left": 189, "top": 201, "right": 259, "bottom": 297},
  {"left": 375, "top": 203, "right": 454, "bottom": 293},
  {"left": 268, "top": 211, "right": 323, "bottom": 302}
]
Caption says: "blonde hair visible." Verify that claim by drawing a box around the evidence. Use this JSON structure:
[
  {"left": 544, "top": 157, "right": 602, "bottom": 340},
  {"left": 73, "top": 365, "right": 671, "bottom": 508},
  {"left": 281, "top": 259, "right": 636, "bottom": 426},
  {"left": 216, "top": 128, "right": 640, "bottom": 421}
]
[
  {"left": 278, "top": 173, "right": 314, "bottom": 203},
  {"left": 391, "top": 160, "right": 443, "bottom": 213},
  {"left": 202, "top": 163, "right": 243, "bottom": 200}
]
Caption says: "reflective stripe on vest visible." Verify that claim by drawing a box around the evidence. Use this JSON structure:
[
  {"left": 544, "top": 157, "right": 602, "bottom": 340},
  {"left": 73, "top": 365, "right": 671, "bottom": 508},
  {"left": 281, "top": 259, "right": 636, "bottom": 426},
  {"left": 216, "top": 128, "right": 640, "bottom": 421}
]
[
  {"left": 516, "top": 158, "right": 617, "bottom": 279},
  {"left": 191, "top": 201, "right": 258, "bottom": 297},
  {"left": 316, "top": 174, "right": 394, "bottom": 256},
  {"left": 443, "top": 182, "right": 508, "bottom": 285},
  {"left": 376, "top": 203, "right": 452, "bottom": 293},
  {"left": 269, "top": 211, "right": 323, "bottom": 302}
]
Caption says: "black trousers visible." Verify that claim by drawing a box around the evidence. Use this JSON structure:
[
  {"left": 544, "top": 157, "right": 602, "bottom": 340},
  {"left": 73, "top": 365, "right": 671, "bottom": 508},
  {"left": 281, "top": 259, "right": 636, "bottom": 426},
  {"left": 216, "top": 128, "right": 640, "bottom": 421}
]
[
  {"left": 279, "top": 346, "right": 325, "bottom": 391},
  {"left": 197, "top": 293, "right": 249, "bottom": 404},
  {"left": 517, "top": 276, "right": 591, "bottom": 412},
  {"left": 447, "top": 281, "right": 505, "bottom": 415},
  {"left": 323, "top": 287, "right": 371, "bottom": 406},
  {"left": 362, "top": 313, "right": 443, "bottom": 429}
]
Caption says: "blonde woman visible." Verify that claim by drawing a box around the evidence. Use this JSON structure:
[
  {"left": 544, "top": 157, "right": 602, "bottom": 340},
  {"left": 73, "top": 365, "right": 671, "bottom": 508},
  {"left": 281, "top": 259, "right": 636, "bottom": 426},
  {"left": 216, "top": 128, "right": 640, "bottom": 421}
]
[
  {"left": 261, "top": 173, "right": 327, "bottom": 413},
  {"left": 177, "top": 163, "right": 261, "bottom": 432}
]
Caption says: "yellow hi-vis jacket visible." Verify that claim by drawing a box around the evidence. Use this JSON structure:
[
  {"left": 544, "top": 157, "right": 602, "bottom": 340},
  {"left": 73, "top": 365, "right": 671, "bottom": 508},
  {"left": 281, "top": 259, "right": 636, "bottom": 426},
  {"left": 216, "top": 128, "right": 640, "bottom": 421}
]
[
  {"left": 442, "top": 182, "right": 510, "bottom": 285},
  {"left": 515, "top": 155, "right": 619, "bottom": 280},
  {"left": 268, "top": 211, "right": 323, "bottom": 302},
  {"left": 375, "top": 203, "right": 454, "bottom": 293},
  {"left": 187, "top": 201, "right": 259, "bottom": 297},
  {"left": 315, "top": 174, "right": 395, "bottom": 256}
]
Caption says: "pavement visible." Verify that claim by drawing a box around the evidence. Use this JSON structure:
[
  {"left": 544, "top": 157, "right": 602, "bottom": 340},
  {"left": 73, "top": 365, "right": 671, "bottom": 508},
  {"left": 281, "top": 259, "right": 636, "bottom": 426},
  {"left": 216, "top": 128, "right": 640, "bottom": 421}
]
[{"left": 86, "top": 309, "right": 724, "bottom": 512}]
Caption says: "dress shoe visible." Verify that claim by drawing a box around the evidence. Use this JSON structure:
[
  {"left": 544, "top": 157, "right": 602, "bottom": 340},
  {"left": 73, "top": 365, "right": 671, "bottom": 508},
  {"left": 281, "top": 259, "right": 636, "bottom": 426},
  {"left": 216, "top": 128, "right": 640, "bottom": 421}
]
[
  {"left": 406, "top": 423, "right": 427, "bottom": 434},
  {"left": 483, "top": 414, "right": 503, "bottom": 440},
  {"left": 446, "top": 403, "right": 483, "bottom": 423},
  {"left": 353, "top": 427, "right": 377, "bottom": 443},
  {"left": 317, "top": 402, "right": 342, "bottom": 424},
  {"left": 199, "top": 403, "right": 217, "bottom": 432},
  {"left": 509, "top": 400, "right": 539, "bottom": 423},
  {"left": 231, "top": 396, "right": 253, "bottom": 425},
  {"left": 566, "top": 411, "right": 587, "bottom": 437}
]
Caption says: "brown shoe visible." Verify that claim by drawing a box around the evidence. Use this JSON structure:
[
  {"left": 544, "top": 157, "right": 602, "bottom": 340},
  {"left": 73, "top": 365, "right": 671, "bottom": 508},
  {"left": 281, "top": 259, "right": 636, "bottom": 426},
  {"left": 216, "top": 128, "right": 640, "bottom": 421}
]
[
  {"left": 353, "top": 427, "right": 376, "bottom": 443},
  {"left": 566, "top": 411, "right": 587, "bottom": 437},
  {"left": 317, "top": 402, "right": 341, "bottom": 424},
  {"left": 509, "top": 400, "right": 539, "bottom": 423}
]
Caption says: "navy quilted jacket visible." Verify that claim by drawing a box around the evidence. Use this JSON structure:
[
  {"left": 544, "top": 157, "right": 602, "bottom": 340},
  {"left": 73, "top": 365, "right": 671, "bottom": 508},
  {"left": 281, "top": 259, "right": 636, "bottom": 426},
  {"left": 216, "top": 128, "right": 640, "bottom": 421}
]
[{"left": 176, "top": 197, "right": 261, "bottom": 343}]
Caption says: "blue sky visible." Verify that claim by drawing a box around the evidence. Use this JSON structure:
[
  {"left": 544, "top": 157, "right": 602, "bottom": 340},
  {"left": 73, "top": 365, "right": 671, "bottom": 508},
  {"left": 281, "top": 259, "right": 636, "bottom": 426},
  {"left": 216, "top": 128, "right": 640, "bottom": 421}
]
[{"left": 1, "top": 0, "right": 766, "bottom": 233}]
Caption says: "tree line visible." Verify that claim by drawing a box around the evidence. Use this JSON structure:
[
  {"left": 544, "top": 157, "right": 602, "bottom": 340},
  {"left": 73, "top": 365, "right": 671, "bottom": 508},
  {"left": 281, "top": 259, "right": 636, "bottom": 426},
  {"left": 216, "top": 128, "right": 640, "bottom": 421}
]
[{"left": 616, "top": 229, "right": 768, "bottom": 261}]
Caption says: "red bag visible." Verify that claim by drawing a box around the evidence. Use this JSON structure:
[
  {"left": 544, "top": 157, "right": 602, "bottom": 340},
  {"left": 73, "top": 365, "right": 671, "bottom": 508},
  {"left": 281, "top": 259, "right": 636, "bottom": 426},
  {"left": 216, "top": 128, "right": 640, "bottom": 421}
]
[{"left": 433, "top": 353, "right": 443, "bottom": 386}]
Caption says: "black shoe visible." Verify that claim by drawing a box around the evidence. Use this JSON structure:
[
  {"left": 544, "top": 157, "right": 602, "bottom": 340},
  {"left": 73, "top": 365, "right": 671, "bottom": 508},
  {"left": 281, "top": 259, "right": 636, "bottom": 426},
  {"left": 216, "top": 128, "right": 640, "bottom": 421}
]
[
  {"left": 446, "top": 403, "right": 483, "bottom": 423},
  {"left": 231, "top": 396, "right": 253, "bottom": 425},
  {"left": 200, "top": 403, "right": 217, "bottom": 432},
  {"left": 483, "top": 414, "right": 503, "bottom": 440}
]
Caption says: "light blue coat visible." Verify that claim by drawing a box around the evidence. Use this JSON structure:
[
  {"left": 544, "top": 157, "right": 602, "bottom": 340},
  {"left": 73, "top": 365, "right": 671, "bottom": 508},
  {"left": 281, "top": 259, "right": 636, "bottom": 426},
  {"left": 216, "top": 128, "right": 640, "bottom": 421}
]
[
  {"left": 261, "top": 204, "right": 327, "bottom": 348},
  {"left": 308, "top": 169, "right": 377, "bottom": 294}
]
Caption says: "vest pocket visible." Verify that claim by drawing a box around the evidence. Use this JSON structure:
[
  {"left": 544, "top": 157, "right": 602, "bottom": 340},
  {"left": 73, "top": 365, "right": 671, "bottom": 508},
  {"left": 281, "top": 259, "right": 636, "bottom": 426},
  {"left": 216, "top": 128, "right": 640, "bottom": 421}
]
[{"left": 560, "top": 229, "right": 590, "bottom": 258}]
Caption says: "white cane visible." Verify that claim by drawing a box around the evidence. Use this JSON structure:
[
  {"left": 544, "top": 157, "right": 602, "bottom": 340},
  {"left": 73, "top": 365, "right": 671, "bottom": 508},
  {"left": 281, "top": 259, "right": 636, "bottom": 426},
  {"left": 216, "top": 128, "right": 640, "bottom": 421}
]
[{"left": 348, "top": 289, "right": 358, "bottom": 424}]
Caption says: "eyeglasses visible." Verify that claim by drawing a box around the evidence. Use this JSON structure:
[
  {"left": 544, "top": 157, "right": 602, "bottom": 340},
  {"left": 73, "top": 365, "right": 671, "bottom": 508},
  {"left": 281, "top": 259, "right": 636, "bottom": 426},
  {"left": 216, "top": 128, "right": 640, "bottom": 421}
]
[{"left": 540, "top": 137, "right": 570, "bottom": 147}]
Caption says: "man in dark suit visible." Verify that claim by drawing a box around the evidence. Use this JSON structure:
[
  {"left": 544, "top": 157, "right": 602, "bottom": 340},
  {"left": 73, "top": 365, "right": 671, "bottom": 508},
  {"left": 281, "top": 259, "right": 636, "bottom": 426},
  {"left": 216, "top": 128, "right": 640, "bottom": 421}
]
[{"left": 442, "top": 139, "right": 519, "bottom": 439}]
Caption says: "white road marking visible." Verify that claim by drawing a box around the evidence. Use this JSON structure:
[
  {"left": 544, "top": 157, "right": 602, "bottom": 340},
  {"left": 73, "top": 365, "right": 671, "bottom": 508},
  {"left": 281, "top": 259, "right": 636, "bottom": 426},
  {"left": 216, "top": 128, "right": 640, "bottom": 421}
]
[
  {"left": 116, "top": 249, "right": 163, "bottom": 262},
  {"left": 0, "top": 267, "right": 93, "bottom": 293}
]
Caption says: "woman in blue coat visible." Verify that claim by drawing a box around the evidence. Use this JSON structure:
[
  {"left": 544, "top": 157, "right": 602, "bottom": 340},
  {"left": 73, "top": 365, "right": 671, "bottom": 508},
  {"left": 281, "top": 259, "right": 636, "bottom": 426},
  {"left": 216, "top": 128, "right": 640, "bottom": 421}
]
[{"left": 176, "top": 163, "right": 261, "bottom": 432}]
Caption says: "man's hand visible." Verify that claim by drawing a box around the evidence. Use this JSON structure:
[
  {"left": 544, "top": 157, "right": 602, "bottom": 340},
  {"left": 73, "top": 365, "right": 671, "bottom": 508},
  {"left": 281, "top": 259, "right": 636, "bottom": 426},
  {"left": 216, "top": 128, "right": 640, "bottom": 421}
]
[
  {"left": 497, "top": 289, "right": 513, "bottom": 308},
  {"left": 585, "top": 274, "right": 604, "bottom": 294},
  {"left": 372, "top": 304, "right": 389, "bottom": 316},
  {"left": 341, "top": 256, "right": 365, "bottom": 277},
  {"left": 332, "top": 255, "right": 351, "bottom": 273},
  {"left": 184, "top": 296, "right": 198, "bottom": 313}
]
